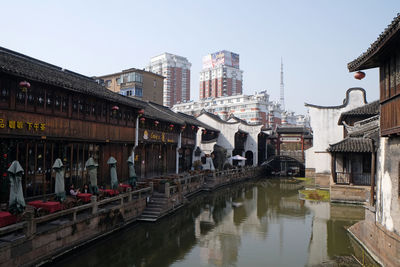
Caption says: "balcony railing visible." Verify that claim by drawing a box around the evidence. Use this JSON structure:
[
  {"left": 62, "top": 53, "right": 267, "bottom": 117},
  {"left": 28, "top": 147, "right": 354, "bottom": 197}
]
[{"left": 335, "top": 172, "right": 371, "bottom": 186}]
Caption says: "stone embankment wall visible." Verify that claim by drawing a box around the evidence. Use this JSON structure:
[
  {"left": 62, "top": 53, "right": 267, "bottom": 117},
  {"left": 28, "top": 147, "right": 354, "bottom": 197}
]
[
  {"left": 330, "top": 185, "right": 370, "bottom": 204},
  {"left": 349, "top": 220, "right": 400, "bottom": 267},
  {"left": 0, "top": 188, "right": 151, "bottom": 267},
  {"left": 0, "top": 167, "right": 263, "bottom": 266}
]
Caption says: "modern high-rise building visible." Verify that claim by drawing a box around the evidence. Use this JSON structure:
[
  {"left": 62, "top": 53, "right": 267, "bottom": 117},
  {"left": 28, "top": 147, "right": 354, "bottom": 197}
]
[
  {"left": 146, "top": 53, "right": 191, "bottom": 107},
  {"left": 199, "top": 50, "right": 243, "bottom": 99}
]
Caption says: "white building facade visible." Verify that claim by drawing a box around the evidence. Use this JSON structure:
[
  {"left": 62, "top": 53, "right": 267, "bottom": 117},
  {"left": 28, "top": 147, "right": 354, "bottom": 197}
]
[
  {"left": 304, "top": 88, "right": 367, "bottom": 185},
  {"left": 195, "top": 111, "right": 265, "bottom": 167},
  {"left": 146, "top": 53, "right": 191, "bottom": 107}
]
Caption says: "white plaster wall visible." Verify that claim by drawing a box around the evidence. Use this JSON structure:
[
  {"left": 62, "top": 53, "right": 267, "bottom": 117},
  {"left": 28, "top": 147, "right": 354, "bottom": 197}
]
[
  {"left": 196, "top": 113, "right": 263, "bottom": 167},
  {"left": 305, "top": 89, "right": 367, "bottom": 174},
  {"left": 375, "top": 137, "right": 400, "bottom": 234}
]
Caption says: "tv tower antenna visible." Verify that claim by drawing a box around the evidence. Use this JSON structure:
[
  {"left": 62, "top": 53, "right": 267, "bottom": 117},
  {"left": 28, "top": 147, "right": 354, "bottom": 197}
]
[{"left": 280, "top": 57, "right": 285, "bottom": 111}]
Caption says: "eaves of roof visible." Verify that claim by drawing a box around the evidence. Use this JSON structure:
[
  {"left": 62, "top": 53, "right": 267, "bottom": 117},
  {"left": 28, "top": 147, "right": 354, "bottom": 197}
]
[{"left": 348, "top": 14, "right": 400, "bottom": 72}]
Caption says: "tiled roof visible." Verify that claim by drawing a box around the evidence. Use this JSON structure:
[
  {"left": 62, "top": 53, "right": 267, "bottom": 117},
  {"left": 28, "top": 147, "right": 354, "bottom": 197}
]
[
  {"left": 227, "top": 114, "right": 263, "bottom": 126},
  {"left": 175, "top": 112, "right": 219, "bottom": 132},
  {"left": 143, "top": 102, "right": 185, "bottom": 125},
  {"left": 276, "top": 126, "right": 311, "bottom": 134},
  {"left": 338, "top": 100, "right": 380, "bottom": 124},
  {"left": 0, "top": 46, "right": 146, "bottom": 109},
  {"left": 328, "top": 137, "right": 375, "bottom": 153},
  {"left": 348, "top": 14, "right": 400, "bottom": 72},
  {"left": 200, "top": 110, "right": 238, "bottom": 124}
]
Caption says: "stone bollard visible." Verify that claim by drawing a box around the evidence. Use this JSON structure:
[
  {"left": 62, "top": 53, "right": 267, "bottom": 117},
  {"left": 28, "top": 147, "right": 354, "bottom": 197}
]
[
  {"left": 165, "top": 182, "right": 170, "bottom": 198},
  {"left": 91, "top": 195, "right": 98, "bottom": 215},
  {"left": 24, "top": 205, "right": 36, "bottom": 237}
]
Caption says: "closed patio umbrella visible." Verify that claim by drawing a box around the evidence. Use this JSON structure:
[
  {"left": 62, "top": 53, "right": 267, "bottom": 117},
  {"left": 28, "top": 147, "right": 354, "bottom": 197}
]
[
  {"left": 85, "top": 157, "right": 99, "bottom": 194},
  {"left": 8, "top": 160, "right": 25, "bottom": 214},
  {"left": 127, "top": 156, "right": 137, "bottom": 187},
  {"left": 107, "top": 156, "right": 118, "bottom": 190},
  {"left": 231, "top": 155, "right": 247, "bottom": 160},
  {"left": 53, "top": 158, "right": 66, "bottom": 201}
]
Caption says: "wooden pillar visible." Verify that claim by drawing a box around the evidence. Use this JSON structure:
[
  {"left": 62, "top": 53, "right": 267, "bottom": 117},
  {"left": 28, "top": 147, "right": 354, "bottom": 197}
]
[
  {"left": 330, "top": 152, "right": 336, "bottom": 184},
  {"left": 370, "top": 152, "right": 376, "bottom": 205},
  {"left": 24, "top": 142, "right": 29, "bottom": 196},
  {"left": 277, "top": 134, "right": 280, "bottom": 156},
  {"left": 43, "top": 142, "right": 46, "bottom": 199}
]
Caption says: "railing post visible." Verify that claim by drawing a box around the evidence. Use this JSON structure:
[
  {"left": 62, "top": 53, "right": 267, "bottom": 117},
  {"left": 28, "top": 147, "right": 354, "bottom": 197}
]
[
  {"left": 128, "top": 187, "right": 132, "bottom": 202},
  {"left": 165, "top": 182, "right": 170, "bottom": 197},
  {"left": 91, "top": 195, "right": 98, "bottom": 215},
  {"left": 24, "top": 205, "right": 36, "bottom": 237},
  {"left": 149, "top": 182, "right": 154, "bottom": 194}
]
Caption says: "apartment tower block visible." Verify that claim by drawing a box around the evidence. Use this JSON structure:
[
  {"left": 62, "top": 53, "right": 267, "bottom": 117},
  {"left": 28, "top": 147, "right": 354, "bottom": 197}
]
[
  {"left": 147, "top": 53, "right": 191, "bottom": 107},
  {"left": 199, "top": 50, "right": 243, "bottom": 99}
]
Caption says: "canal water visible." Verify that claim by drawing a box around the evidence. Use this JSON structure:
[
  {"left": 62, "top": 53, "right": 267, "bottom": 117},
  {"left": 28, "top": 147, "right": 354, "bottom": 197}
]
[{"left": 55, "top": 179, "right": 364, "bottom": 267}]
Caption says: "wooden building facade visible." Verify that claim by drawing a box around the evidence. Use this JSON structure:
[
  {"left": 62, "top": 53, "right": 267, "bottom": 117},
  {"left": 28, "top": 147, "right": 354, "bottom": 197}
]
[
  {"left": 0, "top": 47, "right": 210, "bottom": 201},
  {"left": 0, "top": 47, "right": 148, "bottom": 200}
]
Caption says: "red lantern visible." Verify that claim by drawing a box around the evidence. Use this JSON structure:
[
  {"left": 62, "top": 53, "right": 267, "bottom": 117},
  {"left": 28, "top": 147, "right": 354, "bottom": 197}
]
[
  {"left": 191, "top": 125, "right": 195, "bottom": 130},
  {"left": 181, "top": 125, "right": 186, "bottom": 131},
  {"left": 354, "top": 71, "right": 366, "bottom": 80},
  {"left": 19, "top": 81, "right": 31, "bottom": 93},
  {"left": 111, "top": 105, "right": 119, "bottom": 115},
  {"left": 169, "top": 124, "right": 174, "bottom": 130},
  {"left": 203, "top": 130, "right": 207, "bottom": 134},
  {"left": 138, "top": 109, "right": 145, "bottom": 116},
  {"left": 3, "top": 154, "right": 7, "bottom": 159},
  {"left": 2, "top": 172, "right": 7, "bottom": 177},
  {"left": 154, "top": 120, "right": 159, "bottom": 126},
  {"left": 140, "top": 117, "right": 146, "bottom": 123}
]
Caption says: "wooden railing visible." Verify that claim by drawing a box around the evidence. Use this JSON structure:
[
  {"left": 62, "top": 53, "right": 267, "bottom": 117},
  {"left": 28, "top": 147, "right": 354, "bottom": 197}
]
[{"left": 335, "top": 172, "right": 371, "bottom": 186}]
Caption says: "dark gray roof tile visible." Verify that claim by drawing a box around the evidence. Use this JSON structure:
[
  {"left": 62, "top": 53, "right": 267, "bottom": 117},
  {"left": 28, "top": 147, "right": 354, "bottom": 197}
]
[{"left": 328, "top": 137, "right": 375, "bottom": 153}]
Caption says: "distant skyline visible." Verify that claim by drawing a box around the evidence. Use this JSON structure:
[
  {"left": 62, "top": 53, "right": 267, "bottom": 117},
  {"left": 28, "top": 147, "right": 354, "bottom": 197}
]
[{"left": 1, "top": 1, "right": 399, "bottom": 114}]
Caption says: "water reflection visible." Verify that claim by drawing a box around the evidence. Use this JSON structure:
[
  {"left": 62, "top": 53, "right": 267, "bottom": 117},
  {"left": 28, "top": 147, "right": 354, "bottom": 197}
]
[{"left": 56, "top": 179, "right": 364, "bottom": 267}]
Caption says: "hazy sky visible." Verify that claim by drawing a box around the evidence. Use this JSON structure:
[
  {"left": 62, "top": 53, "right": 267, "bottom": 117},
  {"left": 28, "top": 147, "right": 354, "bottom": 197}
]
[{"left": 1, "top": 1, "right": 399, "bottom": 113}]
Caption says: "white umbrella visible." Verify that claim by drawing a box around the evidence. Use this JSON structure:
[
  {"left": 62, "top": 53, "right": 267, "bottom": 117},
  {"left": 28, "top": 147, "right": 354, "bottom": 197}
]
[{"left": 231, "top": 155, "right": 247, "bottom": 160}]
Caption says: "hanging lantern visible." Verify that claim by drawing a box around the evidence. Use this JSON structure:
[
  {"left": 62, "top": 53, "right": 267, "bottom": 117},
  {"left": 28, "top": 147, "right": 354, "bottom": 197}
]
[
  {"left": 203, "top": 129, "right": 207, "bottom": 134},
  {"left": 111, "top": 105, "right": 119, "bottom": 115},
  {"left": 154, "top": 120, "right": 159, "bottom": 126},
  {"left": 2, "top": 172, "right": 7, "bottom": 177},
  {"left": 191, "top": 125, "right": 195, "bottom": 130},
  {"left": 140, "top": 117, "right": 146, "bottom": 123},
  {"left": 138, "top": 109, "right": 145, "bottom": 117},
  {"left": 19, "top": 81, "right": 31, "bottom": 93},
  {"left": 169, "top": 124, "right": 174, "bottom": 130},
  {"left": 354, "top": 71, "right": 366, "bottom": 80},
  {"left": 181, "top": 125, "right": 186, "bottom": 131},
  {"left": 3, "top": 153, "right": 7, "bottom": 159}
]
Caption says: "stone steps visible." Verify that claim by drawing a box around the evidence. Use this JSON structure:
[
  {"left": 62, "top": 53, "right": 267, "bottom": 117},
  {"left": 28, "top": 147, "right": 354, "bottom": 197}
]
[{"left": 138, "top": 194, "right": 168, "bottom": 221}]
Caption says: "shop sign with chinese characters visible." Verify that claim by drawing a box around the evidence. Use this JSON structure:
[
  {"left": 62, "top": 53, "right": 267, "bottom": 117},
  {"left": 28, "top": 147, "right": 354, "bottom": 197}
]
[
  {"left": 139, "top": 129, "right": 177, "bottom": 143},
  {"left": 0, "top": 118, "right": 45, "bottom": 131}
]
